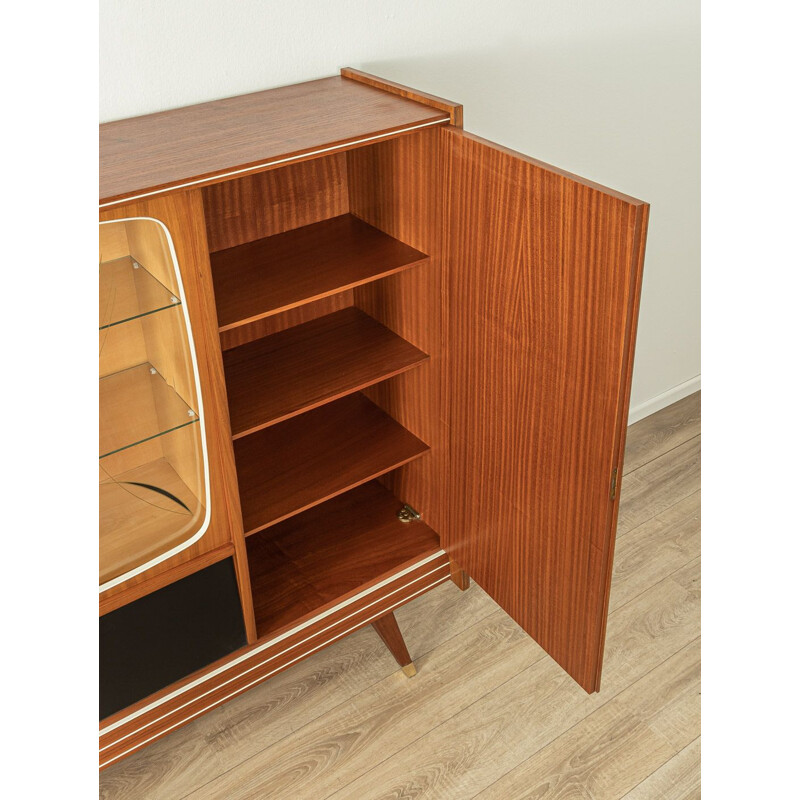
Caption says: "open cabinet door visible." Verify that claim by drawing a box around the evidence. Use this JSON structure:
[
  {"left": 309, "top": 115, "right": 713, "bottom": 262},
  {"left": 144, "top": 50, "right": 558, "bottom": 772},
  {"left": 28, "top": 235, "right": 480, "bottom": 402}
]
[{"left": 442, "top": 128, "right": 648, "bottom": 692}]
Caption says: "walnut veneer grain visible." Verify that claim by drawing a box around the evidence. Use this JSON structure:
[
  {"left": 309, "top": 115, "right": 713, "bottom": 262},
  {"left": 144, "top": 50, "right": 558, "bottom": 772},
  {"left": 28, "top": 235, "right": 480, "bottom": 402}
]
[
  {"left": 233, "top": 393, "right": 430, "bottom": 536},
  {"left": 223, "top": 307, "right": 428, "bottom": 437},
  {"left": 210, "top": 214, "right": 429, "bottom": 332},
  {"left": 100, "top": 76, "right": 448, "bottom": 206},
  {"left": 441, "top": 129, "right": 649, "bottom": 692}
]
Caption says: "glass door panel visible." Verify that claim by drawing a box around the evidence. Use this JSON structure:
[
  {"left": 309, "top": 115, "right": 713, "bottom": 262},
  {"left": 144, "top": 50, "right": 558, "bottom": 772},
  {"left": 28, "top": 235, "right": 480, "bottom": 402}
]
[{"left": 99, "top": 219, "right": 209, "bottom": 590}]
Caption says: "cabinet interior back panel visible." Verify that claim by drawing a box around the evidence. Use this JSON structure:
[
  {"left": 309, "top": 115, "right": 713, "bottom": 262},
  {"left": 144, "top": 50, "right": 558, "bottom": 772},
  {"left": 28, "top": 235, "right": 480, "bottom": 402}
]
[
  {"left": 204, "top": 154, "right": 352, "bottom": 350},
  {"left": 202, "top": 154, "right": 350, "bottom": 252}
]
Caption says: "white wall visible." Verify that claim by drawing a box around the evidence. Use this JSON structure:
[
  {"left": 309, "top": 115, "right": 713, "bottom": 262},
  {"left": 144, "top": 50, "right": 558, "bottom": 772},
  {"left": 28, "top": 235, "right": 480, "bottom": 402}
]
[{"left": 100, "top": 0, "right": 700, "bottom": 420}]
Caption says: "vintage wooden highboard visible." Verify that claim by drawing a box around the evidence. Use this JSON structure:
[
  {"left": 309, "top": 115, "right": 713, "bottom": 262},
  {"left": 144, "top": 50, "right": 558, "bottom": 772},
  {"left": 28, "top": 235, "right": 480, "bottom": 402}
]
[{"left": 98, "top": 68, "right": 649, "bottom": 769}]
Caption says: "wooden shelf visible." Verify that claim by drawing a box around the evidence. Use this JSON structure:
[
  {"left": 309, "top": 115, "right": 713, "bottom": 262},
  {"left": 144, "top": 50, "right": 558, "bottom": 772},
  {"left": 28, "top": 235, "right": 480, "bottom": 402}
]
[
  {"left": 211, "top": 214, "right": 428, "bottom": 331},
  {"left": 100, "top": 75, "right": 449, "bottom": 205},
  {"left": 234, "top": 393, "right": 429, "bottom": 536},
  {"left": 223, "top": 307, "right": 429, "bottom": 437},
  {"left": 100, "top": 458, "right": 203, "bottom": 585},
  {"left": 246, "top": 481, "right": 441, "bottom": 638}
]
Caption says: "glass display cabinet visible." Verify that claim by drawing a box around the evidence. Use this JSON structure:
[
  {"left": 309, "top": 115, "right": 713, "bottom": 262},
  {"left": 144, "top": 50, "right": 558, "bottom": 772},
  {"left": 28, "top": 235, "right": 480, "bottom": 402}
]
[{"left": 99, "top": 219, "right": 209, "bottom": 590}]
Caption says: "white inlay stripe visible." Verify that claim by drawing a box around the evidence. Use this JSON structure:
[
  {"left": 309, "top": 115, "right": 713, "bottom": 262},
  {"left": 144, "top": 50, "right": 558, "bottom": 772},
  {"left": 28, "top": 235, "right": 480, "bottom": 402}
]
[
  {"left": 100, "top": 549, "right": 448, "bottom": 736},
  {"left": 100, "top": 573, "right": 451, "bottom": 768},
  {"left": 100, "top": 561, "right": 448, "bottom": 749}
]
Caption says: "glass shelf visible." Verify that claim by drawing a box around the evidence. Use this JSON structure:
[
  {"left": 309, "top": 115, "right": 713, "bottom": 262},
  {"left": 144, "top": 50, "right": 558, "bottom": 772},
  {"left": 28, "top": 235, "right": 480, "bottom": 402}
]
[
  {"left": 99, "top": 363, "right": 199, "bottom": 459},
  {"left": 100, "top": 256, "right": 180, "bottom": 330}
]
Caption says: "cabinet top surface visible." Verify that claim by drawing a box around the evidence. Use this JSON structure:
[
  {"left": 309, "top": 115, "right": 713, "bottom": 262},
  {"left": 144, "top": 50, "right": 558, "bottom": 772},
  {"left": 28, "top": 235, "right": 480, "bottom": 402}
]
[{"left": 99, "top": 75, "right": 450, "bottom": 206}]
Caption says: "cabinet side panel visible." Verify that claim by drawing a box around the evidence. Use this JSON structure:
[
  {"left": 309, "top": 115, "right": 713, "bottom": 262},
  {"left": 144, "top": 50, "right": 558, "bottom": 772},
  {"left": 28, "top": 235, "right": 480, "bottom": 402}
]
[
  {"left": 591, "top": 202, "right": 650, "bottom": 690},
  {"left": 347, "top": 129, "right": 447, "bottom": 535},
  {"left": 443, "top": 129, "right": 647, "bottom": 691}
]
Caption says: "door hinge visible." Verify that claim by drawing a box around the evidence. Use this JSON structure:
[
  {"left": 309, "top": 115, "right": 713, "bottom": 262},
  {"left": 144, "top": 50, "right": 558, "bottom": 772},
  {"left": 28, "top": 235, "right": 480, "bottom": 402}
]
[
  {"left": 610, "top": 468, "right": 618, "bottom": 501},
  {"left": 397, "top": 503, "right": 422, "bottom": 523}
]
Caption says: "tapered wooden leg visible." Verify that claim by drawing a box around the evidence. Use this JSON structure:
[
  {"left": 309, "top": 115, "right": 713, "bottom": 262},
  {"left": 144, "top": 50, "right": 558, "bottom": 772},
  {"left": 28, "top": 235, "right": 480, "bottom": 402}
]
[
  {"left": 372, "top": 611, "right": 416, "bottom": 677},
  {"left": 450, "top": 560, "right": 471, "bottom": 591}
]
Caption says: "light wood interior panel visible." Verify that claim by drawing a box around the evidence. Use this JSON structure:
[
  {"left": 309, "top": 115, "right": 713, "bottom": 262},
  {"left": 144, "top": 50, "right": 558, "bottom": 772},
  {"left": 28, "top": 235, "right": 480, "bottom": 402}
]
[
  {"left": 99, "top": 215, "right": 206, "bottom": 572},
  {"left": 441, "top": 128, "right": 648, "bottom": 692},
  {"left": 125, "top": 219, "right": 179, "bottom": 296},
  {"left": 99, "top": 424, "right": 204, "bottom": 520},
  {"left": 140, "top": 305, "right": 198, "bottom": 410},
  {"left": 99, "top": 304, "right": 196, "bottom": 410},
  {"left": 347, "top": 128, "right": 446, "bottom": 535},
  {"left": 100, "top": 456, "right": 204, "bottom": 585},
  {"left": 100, "top": 436, "right": 164, "bottom": 480},
  {"left": 99, "top": 221, "right": 148, "bottom": 377},
  {"left": 99, "top": 319, "right": 148, "bottom": 377},
  {"left": 159, "top": 423, "right": 205, "bottom": 506},
  {"left": 100, "top": 222, "right": 130, "bottom": 261}
]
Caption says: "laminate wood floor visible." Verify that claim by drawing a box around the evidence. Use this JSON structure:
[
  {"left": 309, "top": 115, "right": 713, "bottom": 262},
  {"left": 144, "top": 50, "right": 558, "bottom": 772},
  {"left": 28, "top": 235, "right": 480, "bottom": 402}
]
[{"left": 100, "top": 391, "right": 701, "bottom": 800}]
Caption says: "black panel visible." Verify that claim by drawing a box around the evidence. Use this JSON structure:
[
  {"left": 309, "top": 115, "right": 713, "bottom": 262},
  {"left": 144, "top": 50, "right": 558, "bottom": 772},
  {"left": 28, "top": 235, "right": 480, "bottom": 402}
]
[{"left": 100, "top": 558, "right": 247, "bottom": 720}]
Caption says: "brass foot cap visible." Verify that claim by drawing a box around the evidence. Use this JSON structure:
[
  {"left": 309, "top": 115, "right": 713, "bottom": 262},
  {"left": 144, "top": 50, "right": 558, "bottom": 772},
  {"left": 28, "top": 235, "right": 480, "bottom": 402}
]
[{"left": 402, "top": 663, "right": 417, "bottom": 678}]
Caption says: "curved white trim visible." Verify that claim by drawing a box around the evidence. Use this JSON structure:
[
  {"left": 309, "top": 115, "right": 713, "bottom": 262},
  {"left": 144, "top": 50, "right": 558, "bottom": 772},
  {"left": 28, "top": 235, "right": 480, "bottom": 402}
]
[
  {"left": 99, "top": 117, "right": 449, "bottom": 208},
  {"left": 99, "top": 217, "right": 213, "bottom": 594},
  {"left": 100, "top": 549, "right": 448, "bottom": 737},
  {"left": 99, "top": 572, "right": 450, "bottom": 769}
]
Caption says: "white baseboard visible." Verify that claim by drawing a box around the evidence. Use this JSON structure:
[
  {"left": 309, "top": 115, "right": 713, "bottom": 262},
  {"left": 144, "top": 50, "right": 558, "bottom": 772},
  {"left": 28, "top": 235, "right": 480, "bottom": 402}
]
[{"left": 627, "top": 375, "right": 701, "bottom": 426}]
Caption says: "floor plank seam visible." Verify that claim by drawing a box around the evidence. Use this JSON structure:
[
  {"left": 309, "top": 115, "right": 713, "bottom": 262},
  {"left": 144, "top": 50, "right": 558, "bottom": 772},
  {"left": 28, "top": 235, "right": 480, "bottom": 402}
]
[
  {"left": 619, "top": 735, "right": 701, "bottom": 799},
  {"left": 317, "top": 646, "right": 550, "bottom": 800},
  {"left": 610, "top": 537, "right": 701, "bottom": 614},
  {"left": 175, "top": 598, "right": 504, "bottom": 800},
  {"left": 623, "top": 430, "right": 700, "bottom": 478},
  {"left": 615, "top": 483, "right": 701, "bottom": 542},
  {"left": 471, "top": 635, "right": 701, "bottom": 800},
  {"left": 182, "top": 562, "right": 701, "bottom": 800},
  {"left": 102, "top": 396, "right": 701, "bottom": 800},
  {"left": 608, "top": 554, "right": 700, "bottom": 619}
]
